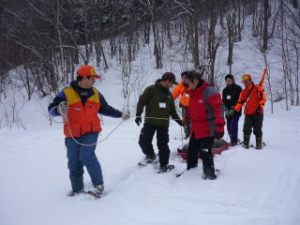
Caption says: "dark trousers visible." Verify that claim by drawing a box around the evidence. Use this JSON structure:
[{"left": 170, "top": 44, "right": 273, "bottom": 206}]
[
  {"left": 243, "top": 113, "right": 264, "bottom": 138},
  {"left": 187, "top": 135, "right": 215, "bottom": 171},
  {"left": 181, "top": 106, "right": 190, "bottom": 138},
  {"left": 65, "top": 132, "right": 103, "bottom": 192},
  {"left": 138, "top": 123, "right": 170, "bottom": 167},
  {"left": 226, "top": 115, "right": 240, "bottom": 144}
]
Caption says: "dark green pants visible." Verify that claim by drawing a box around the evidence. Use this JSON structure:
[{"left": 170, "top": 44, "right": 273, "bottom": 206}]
[{"left": 243, "top": 112, "right": 263, "bottom": 138}]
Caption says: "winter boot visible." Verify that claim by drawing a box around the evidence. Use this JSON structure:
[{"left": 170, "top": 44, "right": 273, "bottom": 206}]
[
  {"left": 241, "top": 135, "right": 250, "bottom": 149},
  {"left": 88, "top": 184, "right": 104, "bottom": 198},
  {"left": 202, "top": 153, "right": 217, "bottom": 180},
  {"left": 158, "top": 164, "right": 175, "bottom": 173},
  {"left": 202, "top": 166, "right": 217, "bottom": 180},
  {"left": 255, "top": 137, "right": 263, "bottom": 150},
  {"left": 138, "top": 154, "right": 158, "bottom": 166}
]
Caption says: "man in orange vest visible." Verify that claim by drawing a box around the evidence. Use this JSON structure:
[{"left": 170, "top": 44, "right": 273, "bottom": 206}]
[
  {"left": 48, "top": 65, "right": 129, "bottom": 197},
  {"left": 234, "top": 74, "right": 267, "bottom": 149},
  {"left": 172, "top": 71, "right": 191, "bottom": 138}
]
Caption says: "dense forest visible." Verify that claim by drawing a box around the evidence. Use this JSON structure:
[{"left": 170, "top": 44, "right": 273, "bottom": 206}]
[{"left": 0, "top": 0, "right": 299, "bottom": 109}]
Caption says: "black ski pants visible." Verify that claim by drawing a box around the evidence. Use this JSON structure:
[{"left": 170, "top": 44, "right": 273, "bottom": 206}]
[
  {"left": 138, "top": 123, "right": 170, "bottom": 167},
  {"left": 187, "top": 135, "right": 215, "bottom": 171},
  {"left": 243, "top": 112, "right": 264, "bottom": 138}
]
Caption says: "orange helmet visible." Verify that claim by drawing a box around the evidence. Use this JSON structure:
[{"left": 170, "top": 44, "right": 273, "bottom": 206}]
[
  {"left": 242, "top": 74, "right": 252, "bottom": 82},
  {"left": 77, "top": 65, "right": 101, "bottom": 79}
]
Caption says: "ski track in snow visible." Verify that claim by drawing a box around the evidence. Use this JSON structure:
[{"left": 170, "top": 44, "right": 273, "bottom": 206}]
[{"left": 1, "top": 109, "right": 300, "bottom": 225}]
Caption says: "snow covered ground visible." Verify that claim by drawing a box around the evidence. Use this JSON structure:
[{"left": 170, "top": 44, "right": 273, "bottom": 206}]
[
  {"left": 1, "top": 24, "right": 300, "bottom": 225},
  {"left": 1, "top": 87, "right": 300, "bottom": 225}
]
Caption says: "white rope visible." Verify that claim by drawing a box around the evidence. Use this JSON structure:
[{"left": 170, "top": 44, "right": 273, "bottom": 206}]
[
  {"left": 143, "top": 116, "right": 181, "bottom": 121},
  {"left": 66, "top": 119, "right": 125, "bottom": 147},
  {"left": 49, "top": 104, "right": 183, "bottom": 147},
  {"left": 50, "top": 103, "right": 126, "bottom": 146}
]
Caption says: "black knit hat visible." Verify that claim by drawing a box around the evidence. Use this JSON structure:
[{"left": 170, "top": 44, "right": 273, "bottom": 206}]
[
  {"left": 225, "top": 74, "right": 234, "bottom": 81},
  {"left": 181, "top": 71, "right": 189, "bottom": 77},
  {"left": 162, "top": 72, "right": 177, "bottom": 84},
  {"left": 185, "top": 70, "right": 202, "bottom": 82}
]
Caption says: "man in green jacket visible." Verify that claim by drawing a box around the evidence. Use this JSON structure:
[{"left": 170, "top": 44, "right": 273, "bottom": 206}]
[{"left": 135, "top": 72, "right": 182, "bottom": 173}]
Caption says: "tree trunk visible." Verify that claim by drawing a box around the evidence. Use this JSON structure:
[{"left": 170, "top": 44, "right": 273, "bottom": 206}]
[
  {"left": 295, "top": 43, "right": 300, "bottom": 106},
  {"left": 292, "top": 0, "right": 298, "bottom": 8},
  {"left": 262, "top": 0, "right": 269, "bottom": 51}
]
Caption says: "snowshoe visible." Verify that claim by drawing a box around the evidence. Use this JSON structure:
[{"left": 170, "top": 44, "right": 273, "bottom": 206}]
[
  {"left": 138, "top": 155, "right": 158, "bottom": 167},
  {"left": 240, "top": 142, "right": 266, "bottom": 149},
  {"left": 241, "top": 142, "right": 250, "bottom": 149},
  {"left": 158, "top": 165, "right": 175, "bottom": 174},
  {"left": 86, "top": 184, "right": 104, "bottom": 198}
]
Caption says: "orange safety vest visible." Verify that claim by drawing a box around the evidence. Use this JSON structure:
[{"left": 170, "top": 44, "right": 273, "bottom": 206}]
[
  {"left": 172, "top": 82, "right": 190, "bottom": 107},
  {"left": 63, "top": 87, "right": 102, "bottom": 138},
  {"left": 234, "top": 82, "right": 267, "bottom": 115}
]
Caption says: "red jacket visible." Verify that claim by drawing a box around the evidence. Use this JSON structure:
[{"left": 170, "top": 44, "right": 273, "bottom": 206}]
[
  {"left": 63, "top": 87, "right": 102, "bottom": 138},
  {"left": 186, "top": 82, "right": 225, "bottom": 139}
]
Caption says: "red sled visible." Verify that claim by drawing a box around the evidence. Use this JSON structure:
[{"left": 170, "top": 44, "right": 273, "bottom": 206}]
[{"left": 177, "top": 139, "right": 230, "bottom": 161}]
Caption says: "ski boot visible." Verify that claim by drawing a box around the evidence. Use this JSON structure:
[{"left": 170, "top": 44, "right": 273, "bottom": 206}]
[
  {"left": 138, "top": 154, "right": 158, "bottom": 166},
  {"left": 241, "top": 135, "right": 250, "bottom": 149},
  {"left": 158, "top": 164, "right": 175, "bottom": 173},
  {"left": 87, "top": 184, "right": 104, "bottom": 198}
]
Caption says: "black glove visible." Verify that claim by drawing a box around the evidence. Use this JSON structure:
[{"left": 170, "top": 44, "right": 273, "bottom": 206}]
[
  {"left": 257, "top": 106, "right": 263, "bottom": 114},
  {"left": 225, "top": 109, "right": 238, "bottom": 118},
  {"left": 135, "top": 116, "right": 142, "bottom": 126},
  {"left": 224, "top": 109, "right": 231, "bottom": 118}
]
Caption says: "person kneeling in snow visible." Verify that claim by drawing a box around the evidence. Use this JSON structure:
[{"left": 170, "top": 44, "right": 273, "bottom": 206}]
[
  {"left": 48, "top": 65, "right": 129, "bottom": 197},
  {"left": 184, "top": 70, "right": 225, "bottom": 180},
  {"left": 135, "top": 72, "right": 183, "bottom": 173}
]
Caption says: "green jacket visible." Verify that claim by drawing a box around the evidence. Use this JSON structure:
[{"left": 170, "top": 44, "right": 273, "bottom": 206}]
[{"left": 136, "top": 80, "right": 180, "bottom": 128}]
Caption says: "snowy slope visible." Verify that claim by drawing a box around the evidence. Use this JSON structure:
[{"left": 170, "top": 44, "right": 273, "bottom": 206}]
[
  {"left": 1, "top": 103, "right": 300, "bottom": 225},
  {"left": 1, "top": 25, "right": 300, "bottom": 225}
]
